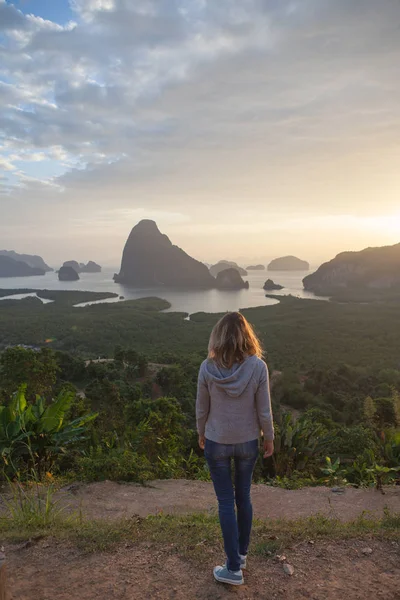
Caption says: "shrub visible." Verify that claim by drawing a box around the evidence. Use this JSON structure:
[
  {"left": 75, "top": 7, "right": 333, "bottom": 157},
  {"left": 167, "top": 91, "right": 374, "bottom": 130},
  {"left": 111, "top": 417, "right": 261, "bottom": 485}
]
[
  {"left": 0, "top": 385, "right": 97, "bottom": 479},
  {"left": 77, "top": 447, "right": 154, "bottom": 482}
]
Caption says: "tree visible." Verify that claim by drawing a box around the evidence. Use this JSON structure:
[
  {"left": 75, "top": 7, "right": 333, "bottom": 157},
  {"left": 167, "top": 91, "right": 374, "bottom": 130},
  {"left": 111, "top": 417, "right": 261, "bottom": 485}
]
[
  {"left": 364, "top": 396, "right": 377, "bottom": 424},
  {"left": 0, "top": 347, "right": 59, "bottom": 400}
]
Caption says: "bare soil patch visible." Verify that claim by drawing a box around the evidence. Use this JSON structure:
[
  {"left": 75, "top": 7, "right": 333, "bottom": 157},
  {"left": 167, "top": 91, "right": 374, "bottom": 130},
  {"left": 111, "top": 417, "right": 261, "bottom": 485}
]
[
  {"left": 60, "top": 480, "right": 400, "bottom": 521},
  {"left": 6, "top": 536, "right": 400, "bottom": 600}
]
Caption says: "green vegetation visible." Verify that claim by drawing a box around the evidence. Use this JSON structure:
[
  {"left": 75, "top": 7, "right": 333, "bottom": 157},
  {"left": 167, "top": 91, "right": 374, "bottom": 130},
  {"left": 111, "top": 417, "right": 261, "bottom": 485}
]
[
  {"left": 0, "top": 291, "right": 399, "bottom": 490},
  {"left": 0, "top": 293, "right": 400, "bottom": 370},
  {"left": 0, "top": 289, "right": 118, "bottom": 304},
  {"left": 0, "top": 385, "right": 97, "bottom": 478},
  {"left": 0, "top": 345, "right": 398, "bottom": 489}
]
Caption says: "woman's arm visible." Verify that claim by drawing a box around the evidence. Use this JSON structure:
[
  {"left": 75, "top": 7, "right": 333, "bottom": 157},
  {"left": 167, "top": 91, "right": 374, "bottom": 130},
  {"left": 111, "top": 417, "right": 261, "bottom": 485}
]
[
  {"left": 196, "top": 364, "right": 210, "bottom": 441},
  {"left": 255, "top": 361, "right": 274, "bottom": 442}
]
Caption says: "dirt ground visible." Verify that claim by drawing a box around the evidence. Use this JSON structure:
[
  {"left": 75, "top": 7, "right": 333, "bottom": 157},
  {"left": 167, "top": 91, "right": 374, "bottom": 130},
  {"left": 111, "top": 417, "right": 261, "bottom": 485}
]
[
  {"left": 6, "top": 536, "right": 400, "bottom": 600},
  {"left": 59, "top": 479, "right": 400, "bottom": 521},
  {"left": 3, "top": 482, "right": 400, "bottom": 600}
]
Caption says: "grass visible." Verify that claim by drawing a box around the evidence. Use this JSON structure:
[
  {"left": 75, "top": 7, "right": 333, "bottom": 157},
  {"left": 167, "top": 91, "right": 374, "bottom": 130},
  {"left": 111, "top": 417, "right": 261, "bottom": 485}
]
[{"left": 1, "top": 506, "right": 399, "bottom": 557}]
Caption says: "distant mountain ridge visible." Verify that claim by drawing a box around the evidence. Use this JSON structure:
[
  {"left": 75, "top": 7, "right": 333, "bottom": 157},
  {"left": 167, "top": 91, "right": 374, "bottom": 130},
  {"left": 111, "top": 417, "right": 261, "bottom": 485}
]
[
  {"left": 0, "top": 250, "right": 52, "bottom": 272},
  {"left": 0, "top": 255, "right": 46, "bottom": 277},
  {"left": 268, "top": 256, "right": 309, "bottom": 271},
  {"left": 114, "top": 220, "right": 216, "bottom": 288},
  {"left": 303, "top": 242, "right": 400, "bottom": 293}
]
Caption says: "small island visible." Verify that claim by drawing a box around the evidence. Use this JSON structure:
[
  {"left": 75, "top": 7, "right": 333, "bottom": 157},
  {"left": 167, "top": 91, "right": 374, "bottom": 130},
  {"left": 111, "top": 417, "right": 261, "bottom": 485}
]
[
  {"left": 263, "top": 279, "right": 284, "bottom": 291},
  {"left": 82, "top": 261, "right": 102, "bottom": 273},
  {"left": 268, "top": 256, "right": 309, "bottom": 271},
  {"left": 210, "top": 261, "right": 247, "bottom": 277},
  {"left": 246, "top": 264, "right": 265, "bottom": 271},
  {"left": 215, "top": 268, "right": 249, "bottom": 290},
  {"left": 58, "top": 266, "right": 80, "bottom": 281},
  {"left": 62, "top": 260, "right": 102, "bottom": 273}
]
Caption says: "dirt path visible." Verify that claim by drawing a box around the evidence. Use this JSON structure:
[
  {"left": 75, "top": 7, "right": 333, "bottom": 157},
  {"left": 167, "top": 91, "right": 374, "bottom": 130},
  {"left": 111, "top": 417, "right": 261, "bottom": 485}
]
[
  {"left": 6, "top": 536, "right": 400, "bottom": 600},
  {"left": 60, "top": 480, "right": 400, "bottom": 521},
  {"left": 3, "top": 482, "right": 400, "bottom": 599}
]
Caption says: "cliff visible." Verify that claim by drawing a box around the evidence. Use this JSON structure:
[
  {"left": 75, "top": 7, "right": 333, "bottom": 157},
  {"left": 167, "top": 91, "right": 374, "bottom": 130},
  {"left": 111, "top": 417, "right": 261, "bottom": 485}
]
[
  {"left": 268, "top": 256, "right": 309, "bottom": 271},
  {"left": 114, "top": 220, "right": 216, "bottom": 288},
  {"left": 303, "top": 243, "right": 400, "bottom": 294},
  {"left": 0, "top": 250, "right": 52, "bottom": 272}
]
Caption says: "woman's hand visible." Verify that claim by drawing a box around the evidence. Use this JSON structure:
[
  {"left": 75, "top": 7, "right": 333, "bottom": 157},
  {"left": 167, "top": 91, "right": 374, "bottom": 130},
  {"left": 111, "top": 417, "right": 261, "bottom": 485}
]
[
  {"left": 198, "top": 435, "right": 205, "bottom": 450},
  {"left": 263, "top": 439, "right": 274, "bottom": 458}
]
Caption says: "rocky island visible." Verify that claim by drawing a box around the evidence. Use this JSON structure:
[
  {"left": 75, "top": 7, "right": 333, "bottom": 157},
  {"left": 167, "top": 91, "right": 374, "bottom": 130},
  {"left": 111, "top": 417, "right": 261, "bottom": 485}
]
[
  {"left": 210, "top": 261, "right": 247, "bottom": 277},
  {"left": 58, "top": 266, "right": 80, "bottom": 281},
  {"left": 62, "top": 260, "right": 102, "bottom": 273},
  {"left": 263, "top": 279, "right": 284, "bottom": 291},
  {"left": 114, "top": 220, "right": 215, "bottom": 288},
  {"left": 246, "top": 264, "right": 265, "bottom": 271},
  {"left": 215, "top": 268, "right": 249, "bottom": 290},
  {"left": 82, "top": 261, "right": 102, "bottom": 273},
  {"left": 0, "top": 255, "right": 46, "bottom": 278},
  {"left": 303, "top": 243, "right": 400, "bottom": 295},
  {"left": 0, "top": 250, "right": 52, "bottom": 272},
  {"left": 268, "top": 256, "right": 309, "bottom": 271}
]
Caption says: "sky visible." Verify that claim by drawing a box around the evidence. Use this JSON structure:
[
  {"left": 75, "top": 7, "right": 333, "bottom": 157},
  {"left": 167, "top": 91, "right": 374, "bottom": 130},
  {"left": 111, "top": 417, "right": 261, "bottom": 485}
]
[{"left": 1, "top": 0, "right": 400, "bottom": 268}]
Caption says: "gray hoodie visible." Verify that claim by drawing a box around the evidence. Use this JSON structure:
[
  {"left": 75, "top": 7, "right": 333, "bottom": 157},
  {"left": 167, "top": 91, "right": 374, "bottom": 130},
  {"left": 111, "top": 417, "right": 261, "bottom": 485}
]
[{"left": 196, "top": 355, "right": 274, "bottom": 444}]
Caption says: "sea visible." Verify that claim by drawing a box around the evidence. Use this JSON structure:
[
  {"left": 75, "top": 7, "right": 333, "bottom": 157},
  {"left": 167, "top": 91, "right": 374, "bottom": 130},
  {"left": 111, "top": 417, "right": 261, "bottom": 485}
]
[{"left": 0, "top": 268, "right": 327, "bottom": 314}]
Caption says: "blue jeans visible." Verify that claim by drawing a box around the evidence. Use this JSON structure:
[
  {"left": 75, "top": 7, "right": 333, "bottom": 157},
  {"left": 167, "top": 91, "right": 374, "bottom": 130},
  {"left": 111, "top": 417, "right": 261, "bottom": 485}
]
[{"left": 204, "top": 438, "right": 259, "bottom": 572}]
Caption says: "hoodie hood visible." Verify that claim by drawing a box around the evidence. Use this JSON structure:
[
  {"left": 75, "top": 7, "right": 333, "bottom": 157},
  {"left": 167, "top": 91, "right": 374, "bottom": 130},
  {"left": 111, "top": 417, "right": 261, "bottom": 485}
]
[{"left": 203, "top": 355, "right": 259, "bottom": 397}]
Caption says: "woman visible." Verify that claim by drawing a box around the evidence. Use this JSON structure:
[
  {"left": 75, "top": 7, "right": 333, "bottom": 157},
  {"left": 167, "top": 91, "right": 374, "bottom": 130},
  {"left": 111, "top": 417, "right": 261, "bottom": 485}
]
[{"left": 196, "top": 311, "right": 274, "bottom": 586}]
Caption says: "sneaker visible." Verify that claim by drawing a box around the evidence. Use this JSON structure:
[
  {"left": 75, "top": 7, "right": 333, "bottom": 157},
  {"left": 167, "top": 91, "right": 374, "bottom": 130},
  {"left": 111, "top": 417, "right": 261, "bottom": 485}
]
[{"left": 213, "top": 565, "right": 244, "bottom": 586}]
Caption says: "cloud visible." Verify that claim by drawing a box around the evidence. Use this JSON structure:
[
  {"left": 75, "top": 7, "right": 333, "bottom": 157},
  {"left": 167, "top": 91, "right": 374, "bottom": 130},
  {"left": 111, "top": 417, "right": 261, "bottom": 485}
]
[
  {"left": 1, "top": 0, "right": 400, "bottom": 261},
  {"left": 0, "top": 0, "right": 27, "bottom": 31}
]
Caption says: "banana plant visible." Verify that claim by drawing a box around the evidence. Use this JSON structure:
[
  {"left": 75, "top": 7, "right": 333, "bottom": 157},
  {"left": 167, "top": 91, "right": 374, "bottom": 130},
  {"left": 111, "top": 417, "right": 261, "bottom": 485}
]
[
  {"left": 0, "top": 385, "right": 97, "bottom": 478},
  {"left": 320, "top": 456, "right": 347, "bottom": 486}
]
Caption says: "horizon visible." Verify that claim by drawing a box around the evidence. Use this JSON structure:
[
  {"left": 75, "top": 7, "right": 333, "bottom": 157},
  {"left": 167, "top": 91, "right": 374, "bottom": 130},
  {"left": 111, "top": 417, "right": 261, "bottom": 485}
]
[
  {"left": 1, "top": 216, "right": 399, "bottom": 270},
  {"left": 1, "top": 1, "right": 400, "bottom": 265}
]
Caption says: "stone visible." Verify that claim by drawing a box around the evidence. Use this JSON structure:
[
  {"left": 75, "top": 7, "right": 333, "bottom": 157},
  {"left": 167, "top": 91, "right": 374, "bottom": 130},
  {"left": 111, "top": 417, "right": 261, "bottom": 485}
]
[{"left": 283, "top": 563, "right": 295, "bottom": 576}]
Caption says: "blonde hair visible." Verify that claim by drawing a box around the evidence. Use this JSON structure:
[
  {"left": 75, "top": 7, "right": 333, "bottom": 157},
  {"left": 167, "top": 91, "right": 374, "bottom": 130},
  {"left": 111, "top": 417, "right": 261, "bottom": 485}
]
[{"left": 208, "top": 311, "right": 263, "bottom": 368}]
